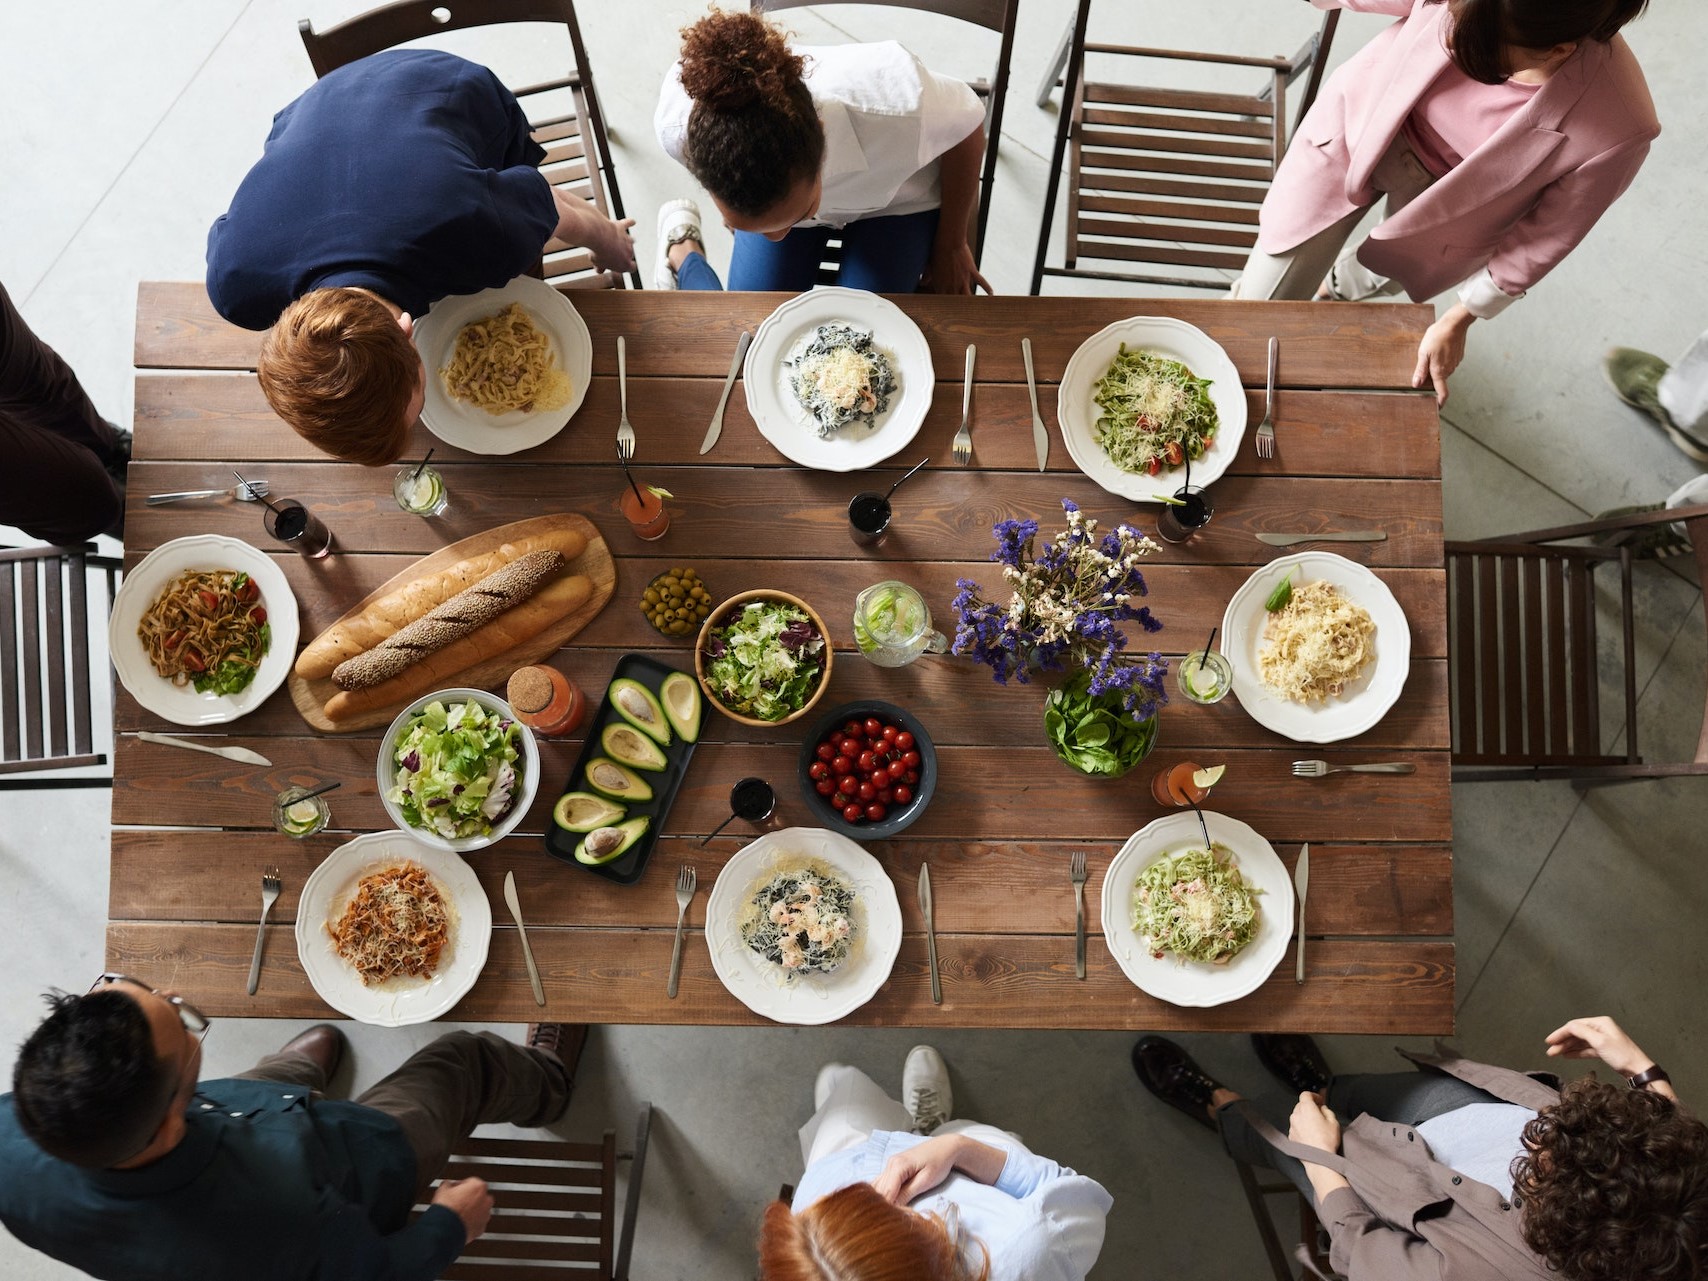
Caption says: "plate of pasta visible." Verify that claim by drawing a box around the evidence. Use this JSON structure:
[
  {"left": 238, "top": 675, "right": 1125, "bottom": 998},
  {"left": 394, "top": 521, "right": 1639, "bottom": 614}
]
[
  {"left": 295, "top": 831, "right": 490, "bottom": 1026},
  {"left": 1057, "top": 317, "right": 1246, "bottom": 502},
  {"left": 413, "top": 275, "right": 592, "bottom": 455},
  {"left": 744, "top": 288, "right": 934, "bottom": 472},
  {"left": 109, "top": 534, "right": 299, "bottom": 725},
  {"left": 1221, "top": 551, "right": 1410, "bottom": 743},
  {"left": 1101, "top": 811, "right": 1293, "bottom": 1008},
  {"left": 704, "top": 826, "right": 901, "bottom": 1024}
]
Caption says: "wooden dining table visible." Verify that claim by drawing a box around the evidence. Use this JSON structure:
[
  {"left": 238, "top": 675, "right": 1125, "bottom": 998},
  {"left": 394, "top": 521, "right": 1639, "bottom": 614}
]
[{"left": 111, "top": 283, "right": 1453, "bottom": 1033}]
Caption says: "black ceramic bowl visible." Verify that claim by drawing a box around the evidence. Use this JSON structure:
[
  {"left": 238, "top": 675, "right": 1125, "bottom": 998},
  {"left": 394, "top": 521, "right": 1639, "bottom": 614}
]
[{"left": 796, "top": 699, "right": 938, "bottom": 840}]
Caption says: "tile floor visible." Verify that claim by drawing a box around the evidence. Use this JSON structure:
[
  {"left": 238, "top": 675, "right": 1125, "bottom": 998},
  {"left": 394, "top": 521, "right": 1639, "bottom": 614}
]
[{"left": 2, "top": 2, "right": 1704, "bottom": 1277}]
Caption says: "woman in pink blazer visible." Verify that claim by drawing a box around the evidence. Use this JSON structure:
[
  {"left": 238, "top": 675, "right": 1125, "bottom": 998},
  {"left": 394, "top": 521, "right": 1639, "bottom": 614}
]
[{"left": 1236, "top": 0, "right": 1658, "bottom": 403}]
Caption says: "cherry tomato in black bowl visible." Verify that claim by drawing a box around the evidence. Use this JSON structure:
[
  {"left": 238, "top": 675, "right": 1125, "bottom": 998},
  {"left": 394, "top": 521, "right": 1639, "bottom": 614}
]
[{"left": 796, "top": 699, "right": 937, "bottom": 839}]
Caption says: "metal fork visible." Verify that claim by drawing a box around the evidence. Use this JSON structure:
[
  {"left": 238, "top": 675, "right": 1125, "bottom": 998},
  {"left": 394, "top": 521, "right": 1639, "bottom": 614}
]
[
  {"left": 1254, "top": 336, "right": 1278, "bottom": 460},
  {"left": 147, "top": 480, "right": 270, "bottom": 506},
  {"left": 951, "top": 344, "right": 976, "bottom": 465},
  {"left": 1292, "top": 759, "right": 1416, "bottom": 777},
  {"left": 1070, "top": 851, "right": 1088, "bottom": 980},
  {"left": 616, "top": 335, "right": 635, "bottom": 462},
  {"left": 247, "top": 866, "right": 281, "bottom": 995},
  {"left": 667, "top": 864, "right": 696, "bottom": 999}
]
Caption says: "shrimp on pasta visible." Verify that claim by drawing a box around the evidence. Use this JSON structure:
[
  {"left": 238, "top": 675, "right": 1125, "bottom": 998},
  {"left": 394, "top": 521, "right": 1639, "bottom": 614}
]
[{"left": 136, "top": 569, "right": 270, "bottom": 696}]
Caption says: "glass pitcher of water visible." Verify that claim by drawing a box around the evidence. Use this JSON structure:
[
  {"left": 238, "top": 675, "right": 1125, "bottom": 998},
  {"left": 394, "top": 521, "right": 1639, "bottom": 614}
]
[{"left": 852, "top": 581, "right": 948, "bottom": 668}]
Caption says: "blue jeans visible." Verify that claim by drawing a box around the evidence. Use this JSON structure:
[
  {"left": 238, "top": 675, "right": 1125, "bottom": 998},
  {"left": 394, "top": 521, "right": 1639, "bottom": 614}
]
[{"left": 677, "top": 208, "right": 940, "bottom": 293}]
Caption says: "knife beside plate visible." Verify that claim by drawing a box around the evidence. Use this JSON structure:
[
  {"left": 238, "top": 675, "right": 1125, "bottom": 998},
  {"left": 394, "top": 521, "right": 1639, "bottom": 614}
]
[
  {"left": 1257, "top": 531, "right": 1387, "bottom": 547},
  {"left": 918, "top": 862, "right": 941, "bottom": 1005},
  {"left": 1022, "top": 337, "right": 1049, "bottom": 471},
  {"left": 502, "top": 870, "right": 547, "bottom": 1007},
  {"left": 699, "top": 330, "right": 753, "bottom": 455},
  {"left": 136, "top": 731, "right": 272, "bottom": 767},
  {"left": 1294, "top": 844, "right": 1310, "bottom": 984}
]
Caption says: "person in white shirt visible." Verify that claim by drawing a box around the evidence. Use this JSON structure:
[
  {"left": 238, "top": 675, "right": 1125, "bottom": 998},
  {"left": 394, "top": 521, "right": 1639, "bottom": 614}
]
[
  {"left": 652, "top": 9, "right": 988, "bottom": 295},
  {"left": 761, "top": 1044, "right": 1111, "bottom": 1281}
]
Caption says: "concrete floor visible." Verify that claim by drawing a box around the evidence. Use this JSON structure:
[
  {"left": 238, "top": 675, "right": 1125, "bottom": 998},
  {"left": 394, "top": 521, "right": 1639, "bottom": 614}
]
[{"left": 2, "top": 2, "right": 1705, "bottom": 1277}]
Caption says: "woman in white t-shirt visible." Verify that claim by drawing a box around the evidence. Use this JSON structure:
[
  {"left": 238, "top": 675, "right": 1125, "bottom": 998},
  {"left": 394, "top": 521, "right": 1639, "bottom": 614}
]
[{"left": 652, "top": 9, "right": 989, "bottom": 295}]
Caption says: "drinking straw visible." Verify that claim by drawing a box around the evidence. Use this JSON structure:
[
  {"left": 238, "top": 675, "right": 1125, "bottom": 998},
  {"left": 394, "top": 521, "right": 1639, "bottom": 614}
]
[
  {"left": 615, "top": 441, "right": 647, "bottom": 504},
  {"left": 232, "top": 470, "right": 283, "bottom": 514},
  {"left": 885, "top": 456, "right": 930, "bottom": 501},
  {"left": 411, "top": 448, "right": 436, "bottom": 483},
  {"left": 289, "top": 780, "right": 342, "bottom": 803},
  {"left": 1187, "top": 798, "right": 1214, "bottom": 854},
  {"left": 699, "top": 811, "right": 739, "bottom": 847},
  {"left": 1198, "top": 626, "right": 1217, "bottom": 674}
]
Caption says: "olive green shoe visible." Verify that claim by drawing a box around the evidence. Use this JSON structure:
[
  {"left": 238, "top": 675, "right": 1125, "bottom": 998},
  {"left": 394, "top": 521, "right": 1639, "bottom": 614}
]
[
  {"left": 1604, "top": 347, "right": 1708, "bottom": 462},
  {"left": 1591, "top": 503, "right": 1691, "bottom": 559}
]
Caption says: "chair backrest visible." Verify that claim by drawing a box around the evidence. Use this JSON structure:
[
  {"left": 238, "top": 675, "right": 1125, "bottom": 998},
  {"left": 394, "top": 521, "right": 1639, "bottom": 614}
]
[
  {"left": 0, "top": 545, "right": 117, "bottom": 783},
  {"left": 751, "top": 0, "right": 1019, "bottom": 263},
  {"left": 1446, "top": 503, "right": 1708, "bottom": 784},
  {"left": 1031, "top": 7, "right": 1338, "bottom": 294},
  {"left": 298, "top": 0, "right": 636, "bottom": 289}
]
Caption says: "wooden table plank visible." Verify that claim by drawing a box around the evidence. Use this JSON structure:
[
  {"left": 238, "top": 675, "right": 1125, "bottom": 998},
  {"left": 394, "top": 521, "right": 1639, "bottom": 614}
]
[
  {"left": 111, "top": 831, "right": 1452, "bottom": 937},
  {"left": 105, "top": 922, "right": 1453, "bottom": 1033},
  {"left": 136, "top": 283, "right": 1435, "bottom": 391},
  {"left": 135, "top": 373, "right": 1445, "bottom": 480}
]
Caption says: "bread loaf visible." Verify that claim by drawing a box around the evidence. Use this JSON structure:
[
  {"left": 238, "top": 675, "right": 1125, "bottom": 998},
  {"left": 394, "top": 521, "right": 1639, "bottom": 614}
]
[
  {"left": 294, "top": 527, "right": 588, "bottom": 679},
  {"left": 323, "top": 574, "right": 594, "bottom": 722},
  {"left": 331, "top": 551, "right": 563, "bottom": 690}
]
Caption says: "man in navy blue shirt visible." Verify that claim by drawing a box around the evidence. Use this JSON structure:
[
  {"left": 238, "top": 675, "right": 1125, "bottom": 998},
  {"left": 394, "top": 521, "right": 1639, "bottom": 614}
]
[
  {"left": 207, "top": 50, "right": 633, "bottom": 465},
  {"left": 0, "top": 973, "right": 585, "bottom": 1280}
]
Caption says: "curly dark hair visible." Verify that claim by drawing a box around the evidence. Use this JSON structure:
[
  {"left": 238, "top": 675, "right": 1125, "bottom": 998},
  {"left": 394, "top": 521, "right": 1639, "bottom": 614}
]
[
  {"left": 1513, "top": 1077, "right": 1708, "bottom": 1281},
  {"left": 11, "top": 989, "right": 175, "bottom": 1168},
  {"left": 678, "top": 9, "right": 824, "bottom": 218},
  {"left": 1436, "top": 0, "right": 1650, "bottom": 83}
]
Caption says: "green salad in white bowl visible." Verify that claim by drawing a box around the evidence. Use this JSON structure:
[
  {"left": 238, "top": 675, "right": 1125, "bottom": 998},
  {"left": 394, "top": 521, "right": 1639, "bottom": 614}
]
[
  {"left": 377, "top": 689, "right": 541, "bottom": 851},
  {"left": 695, "top": 590, "right": 833, "bottom": 727}
]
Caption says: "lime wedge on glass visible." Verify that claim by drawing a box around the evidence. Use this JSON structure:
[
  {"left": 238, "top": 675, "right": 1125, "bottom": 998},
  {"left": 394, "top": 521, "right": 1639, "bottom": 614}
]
[{"left": 1191, "top": 764, "right": 1226, "bottom": 791}]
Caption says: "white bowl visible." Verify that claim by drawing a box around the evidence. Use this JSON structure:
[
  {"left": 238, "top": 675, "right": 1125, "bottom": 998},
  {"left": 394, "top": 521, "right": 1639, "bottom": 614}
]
[{"left": 376, "top": 687, "right": 540, "bottom": 853}]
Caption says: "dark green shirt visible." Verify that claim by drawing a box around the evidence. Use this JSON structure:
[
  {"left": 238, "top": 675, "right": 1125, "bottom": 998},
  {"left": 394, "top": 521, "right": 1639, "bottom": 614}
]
[{"left": 0, "top": 1077, "right": 465, "bottom": 1280}]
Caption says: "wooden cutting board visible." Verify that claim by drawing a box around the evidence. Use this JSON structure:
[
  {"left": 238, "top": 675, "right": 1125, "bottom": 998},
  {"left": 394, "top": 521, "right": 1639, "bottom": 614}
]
[{"left": 287, "top": 513, "right": 614, "bottom": 733}]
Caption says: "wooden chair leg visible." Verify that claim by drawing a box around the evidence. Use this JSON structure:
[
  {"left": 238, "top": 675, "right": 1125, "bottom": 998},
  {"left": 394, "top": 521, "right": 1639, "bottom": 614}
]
[{"left": 1234, "top": 1159, "right": 1296, "bottom": 1281}]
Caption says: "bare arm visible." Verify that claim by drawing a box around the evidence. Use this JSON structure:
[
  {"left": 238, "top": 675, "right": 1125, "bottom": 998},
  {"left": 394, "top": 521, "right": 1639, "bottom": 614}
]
[
  {"left": 871, "top": 1133, "right": 1008, "bottom": 1204},
  {"left": 920, "top": 127, "right": 992, "bottom": 295},
  {"left": 1546, "top": 1016, "right": 1678, "bottom": 1101},
  {"left": 549, "top": 187, "right": 636, "bottom": 275}
]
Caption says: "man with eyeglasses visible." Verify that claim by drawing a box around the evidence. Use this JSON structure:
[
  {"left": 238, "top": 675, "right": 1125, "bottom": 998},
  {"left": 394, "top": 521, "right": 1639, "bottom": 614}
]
[{"left": 0, "top": 974, "right": 586, "bottom": 1280}]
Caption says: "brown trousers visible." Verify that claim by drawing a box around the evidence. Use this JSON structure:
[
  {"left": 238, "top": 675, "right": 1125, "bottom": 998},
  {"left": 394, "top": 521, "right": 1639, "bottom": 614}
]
[
  {"left": 237, "top": 1030, "right": 572, "bottom": 1198},
  {"left": 0, "top": 281, "right": 124, "bottom": 543}
]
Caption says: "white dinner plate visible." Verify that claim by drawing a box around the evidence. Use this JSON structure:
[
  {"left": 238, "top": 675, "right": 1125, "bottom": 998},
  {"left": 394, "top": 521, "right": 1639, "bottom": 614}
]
[
  {"left": 1221, "top": 550, "right": 1411, "bottom": 744},
  {"left": 743, "top": 287, "right": 934, "bottom": 471},
  {"left": 1101, "top": 811, "right": 1293, "bottom": 1008},
  {"left": 705, "top": 826, "right": 902, "bottom": 1025},
  {"left": 413, "top": 275, "right": 592, "bottom": 455},
  {"left": 296, "top": 831, "right": 491, "bottom": 1027},
  {"left": 1056, "top": 316, "right": 1247, "bottom": 502},
  {"left": 108, "top": 534, "right": 299, "bottom": 726}
]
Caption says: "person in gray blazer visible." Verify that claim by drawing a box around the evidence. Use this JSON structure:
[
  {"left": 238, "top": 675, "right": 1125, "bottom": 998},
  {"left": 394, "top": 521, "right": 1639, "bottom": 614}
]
[{"left": 1133, "top": 1017, "right": 1708, "bottom": 1281}]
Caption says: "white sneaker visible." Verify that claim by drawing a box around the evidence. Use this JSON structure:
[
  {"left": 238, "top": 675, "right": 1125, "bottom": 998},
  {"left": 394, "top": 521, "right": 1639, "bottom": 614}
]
[
  {"left": 653, "top": 198, "right": 704, "bottom": 291},
  {"left": 815, "top": 1062, "right": 851, "bottom": 1111},
  {"left": 903, "top": 1045, "right": 951, "bottom": 1134}
]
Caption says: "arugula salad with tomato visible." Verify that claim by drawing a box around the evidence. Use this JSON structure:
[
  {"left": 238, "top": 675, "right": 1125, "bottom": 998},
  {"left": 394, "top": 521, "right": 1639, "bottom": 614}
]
[{"left": 1091, "top": 344, "right": 1219, "bottom": 477}]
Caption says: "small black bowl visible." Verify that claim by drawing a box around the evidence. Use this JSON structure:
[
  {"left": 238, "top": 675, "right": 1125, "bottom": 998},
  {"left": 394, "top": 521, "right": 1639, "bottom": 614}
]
[{"left": 797, "top": 699, "right": 937, "bottom": 839}]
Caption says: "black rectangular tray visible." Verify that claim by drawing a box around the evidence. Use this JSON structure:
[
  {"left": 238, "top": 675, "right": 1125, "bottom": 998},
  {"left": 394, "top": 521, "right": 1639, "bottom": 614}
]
[{"left": 542, "top": 653, "right": 698, "bottom": 884}]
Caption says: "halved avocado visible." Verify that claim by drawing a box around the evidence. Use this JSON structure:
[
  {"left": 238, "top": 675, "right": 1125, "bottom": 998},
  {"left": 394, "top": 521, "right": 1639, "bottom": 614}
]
[
  {"left": 602, "top": 722, "right": 668, "bottom": 772},
  {"left": 553, "top": 791, "right": 626, "bottom": 833},
  {"left": 574, "top": 816, "right": 651, "bottom": 865},
  {"left": 583, "top": 757, "right": 654, "bottom": 802},
  {"left": 660, "top": 671, "right": 702, "bottom": 744},
  {"left": 609, "top": 678, "right": 671, "bottom": 746}
]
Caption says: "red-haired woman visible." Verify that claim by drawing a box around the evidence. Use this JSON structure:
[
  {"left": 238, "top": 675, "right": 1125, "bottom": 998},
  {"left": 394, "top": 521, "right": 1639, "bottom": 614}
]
[
  {"left": 653, "top": 8, "right": 989, "bottom": 295},
  {"left": 760, "top": 1045, "right": 1111, "bottom": 1281},
  {"left": 1235, "top": 0, "right": 1658, "bottom": 404}
]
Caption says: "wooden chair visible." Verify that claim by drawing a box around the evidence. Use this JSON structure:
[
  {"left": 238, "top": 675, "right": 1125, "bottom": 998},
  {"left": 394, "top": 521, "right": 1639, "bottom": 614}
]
[
  {"left": 752, "top": 0, "right": 1020, "bottom": 269},
  {"left": 416, "top": 1103, "right": 652, "bottom": 1279},
  {"left": 298, "top": 0, "right": 638, "bottom": 290},
  {"left": 1448, "top": 505, "right": 1708, "bottom": 784},
  {"left": 0, "top": 545, "right": 121, "bottom": 789},
  {"left": 1235, "top": 1160, "right": 1337, "bottom": 1280},
  {"left": 1030, "top": 4, "right": 1338, "bottom": 294}
]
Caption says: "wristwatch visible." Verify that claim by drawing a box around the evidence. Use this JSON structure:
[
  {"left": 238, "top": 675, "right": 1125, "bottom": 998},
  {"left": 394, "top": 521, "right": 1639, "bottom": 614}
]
[{"left": 1628, "top": 1064, "right": 1671, "bottom": 1091}]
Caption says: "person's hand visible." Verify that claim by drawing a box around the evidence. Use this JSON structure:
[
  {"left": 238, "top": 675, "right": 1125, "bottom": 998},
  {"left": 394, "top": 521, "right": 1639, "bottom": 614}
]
[
  {"left": 1546, "top": 1016, "right": 1655, "bottom": 1077},
  {"left": 872, "top": 1135, "right": 964, "bottom": 1205},
  {"left": 1287, "top": 1092, "right": 1342, "bottom": 1153},
  {"left": 1412, "top": 305, "right": 1475, "bottom": 406},
  {"left": 920, "top": 237, "right": 992, "bottom": 296},
  {"left": 432, "top": 1177, "right": 494, "bottom": 1244},
  {"left": 588, "top": 216, "right": 637, "bottom": 275}
]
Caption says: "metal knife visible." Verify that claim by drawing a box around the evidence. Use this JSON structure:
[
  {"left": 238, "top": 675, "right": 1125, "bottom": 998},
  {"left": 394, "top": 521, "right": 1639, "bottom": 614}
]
[
  {"left": 1022, "top": 337, "right": 1048, "bottom": 471},
  {"left": 137, "top": 731, "right": 271, "bottom": 767},
  {"left": 1294, "top": 844, "right": 1310, "bottom": 985},
  {"left": 699, "top": 330, "right": 753, "bottom": 455},
  {"left": 1258, "top": 531, "right": 1388, "bottom": 547},
  {"left": 918, "top": 862, "right": 941, "bottom": 1005},
  {"left": 502, "top": 870, "right": 546, "bottom": 1008}
]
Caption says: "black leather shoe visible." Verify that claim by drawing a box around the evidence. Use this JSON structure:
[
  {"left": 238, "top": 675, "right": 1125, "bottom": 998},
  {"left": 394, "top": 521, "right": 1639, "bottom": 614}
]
[
  {"left": 278, "top": 1024, "right": 345, "bottom": 1083},
  {"left": 1131, "top": 1036, "right": 1224, "bottom": 1132},
  {"left": 527, "top": 1023, "right": 589, "bottom": 1079},
  {"left": 1251, "top": 1033, "right": 1333, "bottom": 1096}
]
